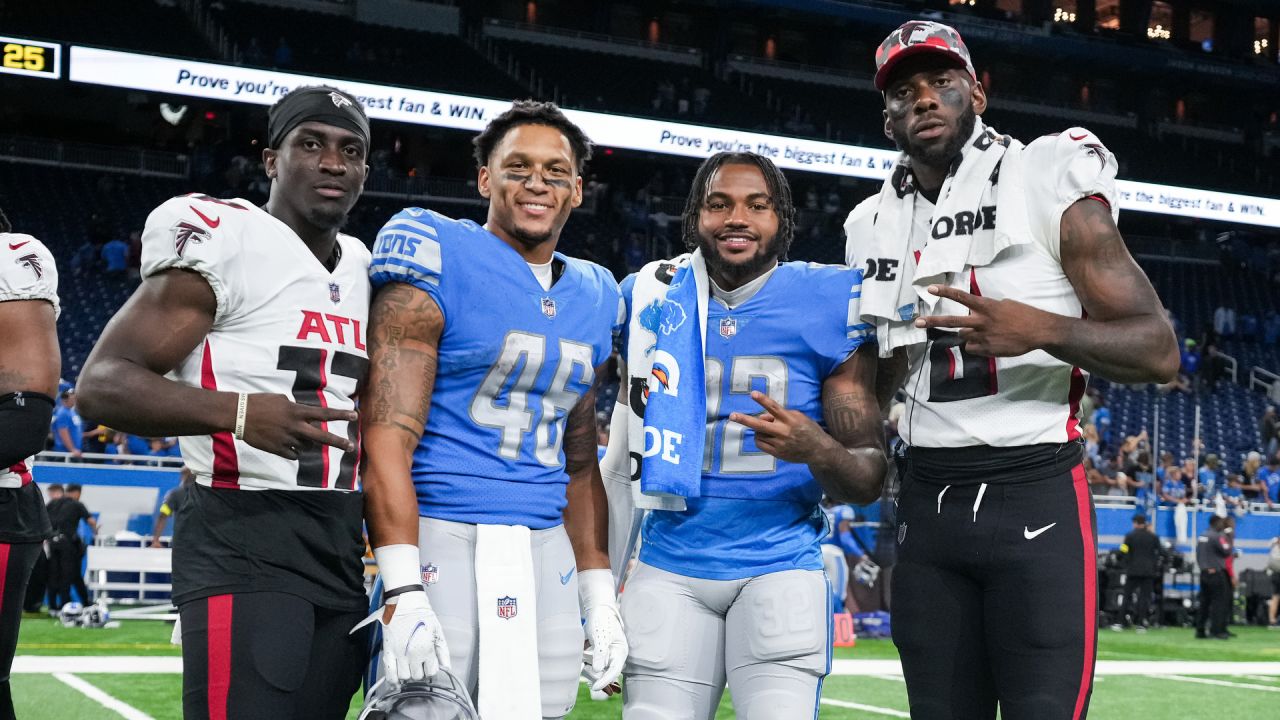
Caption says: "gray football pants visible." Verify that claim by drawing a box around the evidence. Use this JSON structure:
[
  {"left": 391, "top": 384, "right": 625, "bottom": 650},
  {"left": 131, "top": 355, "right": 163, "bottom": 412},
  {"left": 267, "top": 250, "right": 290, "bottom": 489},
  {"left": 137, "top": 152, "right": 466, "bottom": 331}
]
[
  {"left": 418, "top": 517, "right": 584, "bottom": 720},
  {"left": 621, "top": 562, "right": 830, "bottom": 720}
]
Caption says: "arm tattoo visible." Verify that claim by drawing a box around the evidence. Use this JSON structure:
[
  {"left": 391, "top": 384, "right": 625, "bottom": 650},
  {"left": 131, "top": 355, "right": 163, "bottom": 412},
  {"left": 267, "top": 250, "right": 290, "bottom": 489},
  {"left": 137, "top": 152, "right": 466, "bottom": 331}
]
[{"left": 364, "top": 284, "right": 443, "bottom": 448}]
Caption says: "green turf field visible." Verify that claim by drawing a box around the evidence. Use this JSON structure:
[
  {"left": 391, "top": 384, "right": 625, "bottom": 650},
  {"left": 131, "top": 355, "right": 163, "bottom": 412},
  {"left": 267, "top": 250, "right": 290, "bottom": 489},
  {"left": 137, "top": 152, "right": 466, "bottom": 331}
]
[{"left": 13, "top": 617, "right": 1280, "bottom": 718}]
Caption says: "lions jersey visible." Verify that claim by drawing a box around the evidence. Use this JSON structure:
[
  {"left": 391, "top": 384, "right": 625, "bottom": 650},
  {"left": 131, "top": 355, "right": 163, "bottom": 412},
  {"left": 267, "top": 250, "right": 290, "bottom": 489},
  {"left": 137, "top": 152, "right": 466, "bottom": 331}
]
[
  {"left": 821, "top": 503, "right": 856, "bottom": 548},
  {"left": 141, "top": 195, "right": 371, "bottom": 492},
  {"left": 369, "top": 208, "right": 621, "bottom": 529},
  {"left": 1, "top": 233, "right": 58, "bottom": 492},
  {"left": 638, "top": 263, "right": 868, "bottom": 580}
]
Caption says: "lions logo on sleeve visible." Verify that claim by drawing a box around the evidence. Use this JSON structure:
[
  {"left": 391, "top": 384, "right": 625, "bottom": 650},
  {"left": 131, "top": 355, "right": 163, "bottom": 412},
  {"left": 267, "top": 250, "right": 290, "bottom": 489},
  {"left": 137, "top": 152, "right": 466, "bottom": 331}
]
[{"left": 0, "top": 233, "right": 59, "bottom": 318}]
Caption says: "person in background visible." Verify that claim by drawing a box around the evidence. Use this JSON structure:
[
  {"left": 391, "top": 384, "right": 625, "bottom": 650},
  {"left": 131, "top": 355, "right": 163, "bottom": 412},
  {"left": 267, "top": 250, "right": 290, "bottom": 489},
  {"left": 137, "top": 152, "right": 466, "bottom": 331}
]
[
  {"left": 50, "top": 389, "right": 83, "bottom": 459},
  {"left": 45, "top": 484, "right": 97, "bottom": 610},
  {"left": 151, "top": 467, "right": 194, "bottom": 548},
  {"left": 1115, "top": 514, "right": 1160, "bottom": 631},
  {"left": 1194, "top": 515, "right": 1232, "bottom": 640}
]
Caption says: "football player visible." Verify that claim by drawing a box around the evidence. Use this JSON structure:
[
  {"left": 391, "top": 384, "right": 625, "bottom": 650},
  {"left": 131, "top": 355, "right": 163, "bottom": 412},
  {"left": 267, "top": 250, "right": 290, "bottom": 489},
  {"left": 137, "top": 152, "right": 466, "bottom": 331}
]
[
  {"left": 361, "top": 100, "right": 626, "bottom": 719},
  {"left": 612, "top": 153, "right": 886, "bottom": 719},
  {"left": 79, "top": 86, "right": 373, "bottom": 719},
  {"left": 0, "top": 206, "right": 60, "bottom": 720}
]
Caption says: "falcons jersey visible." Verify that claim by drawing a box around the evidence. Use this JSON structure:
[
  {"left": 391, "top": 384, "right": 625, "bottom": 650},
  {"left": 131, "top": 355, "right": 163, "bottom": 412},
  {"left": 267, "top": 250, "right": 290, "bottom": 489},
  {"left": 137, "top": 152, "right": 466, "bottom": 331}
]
[
  {"left": 370, "top": 208, "right": 621, "bottom": 529},
  {"left": 141, "top": 195, "right": 371, "bottom": 492},
  {"left": 846, "top": 127, "right": 1114, "bottom": 448},
  {"left": 1, "top": 233, "right": 58, "bottom": 491}
]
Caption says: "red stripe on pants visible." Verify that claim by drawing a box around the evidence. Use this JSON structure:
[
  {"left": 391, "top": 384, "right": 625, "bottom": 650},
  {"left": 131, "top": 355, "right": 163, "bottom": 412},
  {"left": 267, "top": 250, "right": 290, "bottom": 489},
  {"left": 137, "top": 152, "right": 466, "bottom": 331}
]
[
  {"left": 1070, "top": 464, "right": 1096, "bottom": 720},
  {"left": 0, "top": 544, "right": 9, "bottom": 616},
  {"left": 207, "top": 594, "right": 233, "bottom": 720}
]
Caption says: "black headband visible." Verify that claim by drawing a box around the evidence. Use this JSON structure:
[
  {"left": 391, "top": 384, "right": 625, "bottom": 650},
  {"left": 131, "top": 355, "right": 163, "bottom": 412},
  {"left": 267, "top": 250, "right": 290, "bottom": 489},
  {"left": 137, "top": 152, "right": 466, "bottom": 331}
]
[{"left": 268, "top": 87, "right": 370, "bottom": 149}]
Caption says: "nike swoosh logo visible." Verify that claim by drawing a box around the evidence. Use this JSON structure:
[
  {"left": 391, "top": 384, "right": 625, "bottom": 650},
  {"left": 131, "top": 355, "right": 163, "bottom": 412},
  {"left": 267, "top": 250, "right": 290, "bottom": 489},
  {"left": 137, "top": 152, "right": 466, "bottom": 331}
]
[
  {"left": 560, "top": 567, "right": 575, "bottom": 585},
  {"left": 1024, "top": 523, "right": 1057, "bottom": 540},
  {"left": 8, "top": 241, "right": 29, "bottom": 250},
  {"left": 403, "top": 621, "right": 427, "bottom": 654},
  {"left": 190, "top": 205, "right": 221, "bottom": 228},
  {"left": 1069, "top": 132, "right": 1088, "bottom": 141}
]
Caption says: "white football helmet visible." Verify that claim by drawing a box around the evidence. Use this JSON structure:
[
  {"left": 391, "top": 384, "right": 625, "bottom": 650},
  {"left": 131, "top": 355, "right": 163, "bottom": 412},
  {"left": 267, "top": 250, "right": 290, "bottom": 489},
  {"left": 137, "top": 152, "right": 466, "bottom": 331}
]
[
  {"left": 358, "top": 669, "right": 479, "bottom": 720},
  {"left": 77, "top": 601, "right": 111, "bottom": 628},
  {"left": 58, "top": 602, "right": 84, "bottom": 627}
]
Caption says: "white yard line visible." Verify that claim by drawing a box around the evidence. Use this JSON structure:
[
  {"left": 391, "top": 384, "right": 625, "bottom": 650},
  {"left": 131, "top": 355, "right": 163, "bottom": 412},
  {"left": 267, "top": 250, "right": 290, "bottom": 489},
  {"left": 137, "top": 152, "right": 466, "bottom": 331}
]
[
  {"left": 13, "top": 656, "right": 182, "bottom": 673},
  {"left": 820, "top": 698, "right": 911, "bottom": 717},
  {"left": 829, "top": 659, "right": 1280, "bottom": 676},
  {"left": 1147, "top": 675, "right": 1280, "bottom": 693},
  {"left": 53, "top": 673, "right": 156, "bottom": 720}
]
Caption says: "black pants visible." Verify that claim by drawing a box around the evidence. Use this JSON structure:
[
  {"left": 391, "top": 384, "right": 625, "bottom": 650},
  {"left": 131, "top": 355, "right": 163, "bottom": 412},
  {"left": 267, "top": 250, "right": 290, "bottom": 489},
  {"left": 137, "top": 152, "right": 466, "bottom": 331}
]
[
  {"left": 0, "top": 542, "right": 42, "bottom": 720},
  {"left": 21, "top": 550, "right": 46, "bottom": 613},
  {"left": 180, "top": 591, "right": 368, "bottom": 720},
  {"left": 1122, "top": 575, "right": 1156, "bottom": 626},
  {"left": 891, "top": 465, "right": 1097, "bottom": 720},
  {"left": 46, "top": 537, "right": 89, "bottom": 609},
  {"left": 1196, "top": 569, "right": 1231, "bottom": 636}
]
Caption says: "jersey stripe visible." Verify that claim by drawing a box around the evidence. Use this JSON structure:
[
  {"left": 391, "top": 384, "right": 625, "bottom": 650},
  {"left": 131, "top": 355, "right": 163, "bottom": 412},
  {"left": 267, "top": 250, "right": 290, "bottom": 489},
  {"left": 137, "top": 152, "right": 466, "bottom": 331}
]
[
  {"left": 370, "top": 256, "right": 441, "bottom": 284},
  {"left": 969, "top": 270, "right": 999, "bottom": 396},
  {"left": 199, "top": 341, "right": 241, "bottom": 489},
  {"left": 317, "top": 349, "right": 331, "bottom": 488},
  {"left": 0, "top": 543, "right": 10, "bottom": 617}
]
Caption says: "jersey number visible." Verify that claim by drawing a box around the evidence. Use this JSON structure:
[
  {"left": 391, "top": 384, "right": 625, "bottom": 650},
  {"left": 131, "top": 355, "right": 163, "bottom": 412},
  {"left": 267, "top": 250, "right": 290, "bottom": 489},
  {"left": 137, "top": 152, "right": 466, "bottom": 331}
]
[
  {"left": 927, "top": 330, "right": 997, "bottom": 402},
  {"left": 277, "top": 346, "right": 368, "bottom": 488},
  {"left": 469, "top": 331, "right": 595, "bottom": 466},
  {"left": 704, "top": 356, "right": 788, "bottom": 474}
]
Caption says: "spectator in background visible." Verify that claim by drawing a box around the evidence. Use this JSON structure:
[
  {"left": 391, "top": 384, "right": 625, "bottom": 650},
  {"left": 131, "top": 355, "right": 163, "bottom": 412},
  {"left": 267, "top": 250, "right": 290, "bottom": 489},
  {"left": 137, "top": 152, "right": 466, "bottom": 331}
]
[
  {"left": 45, "top": 483, "right": 97, "bottom": 611},
  {"left": 1180, "top": 338, "right": 1200, "bottom": 383},
  {"left": 1220, "top": 475, "right": 1248, "bottom": 515},
  {"left": 1194, "top": 515, "right": 1232, "bottom": 640},
  {"left": 1127, "top": 450, "right": 1156, "bottom": 505},
  {"left": 1261, "top": 407, "right": 1279, "bottom": 460},
  {"left": 149, "top": 437, "right": 181, "bottom": 458},
  {"left": 1116, "top": 514, "right": 1160, "bottom": 630},
  {"left": 1092, "top": 399, "right": 1113, "bottom": 449},
  {"left": 150, "top": 467, "right": 194, "bottom": 548},
  {"left": 68, "top": 238, "right": 98, "bottom": 276},
  {"left": 50, "top": 389, "right": 83, "bottom": 459},
  {"left": 1159, "top": 465, "right": 1189, "bottom": 506},
  {"left": 1267, "top": 536, "right": 1279, "bottom": 628},
  {"left": 100, "top": 236, "right": 129, "bottom": 276},
  {"left": 1198, "top": 454, "right": 1225, "bottom": 500},
  {"left": 1239, "top": 312, "right": 1259, "bottom": 342},
  {"left": 1264, "top": 454, "right": 1280, "bottom": 508},
  {"left": 1239, "top": 451, "right": 1268, "bottom": 503},
  {"left": 105, "top": 431, "right": 151, "bottom": 464}
]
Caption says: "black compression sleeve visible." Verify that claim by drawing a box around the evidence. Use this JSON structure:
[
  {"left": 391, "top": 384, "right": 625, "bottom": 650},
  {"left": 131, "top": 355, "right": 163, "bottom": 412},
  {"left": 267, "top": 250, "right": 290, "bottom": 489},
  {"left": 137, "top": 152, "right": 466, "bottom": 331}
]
[{"left": 0, "top": 391, "right": 54, "bottom": 467}]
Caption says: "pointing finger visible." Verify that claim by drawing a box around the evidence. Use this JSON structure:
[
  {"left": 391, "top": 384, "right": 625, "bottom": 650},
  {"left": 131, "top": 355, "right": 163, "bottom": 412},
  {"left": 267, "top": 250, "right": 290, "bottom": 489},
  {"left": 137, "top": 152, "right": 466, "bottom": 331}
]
[
  {"left": 927, "top": 285, "right": 984, "bottom": 309},
  {"left": 914, "top": 315, "right": 980, "bottom": 330},
  {"left": 749, "top": 390, "right": 786, "bottom": 416}
]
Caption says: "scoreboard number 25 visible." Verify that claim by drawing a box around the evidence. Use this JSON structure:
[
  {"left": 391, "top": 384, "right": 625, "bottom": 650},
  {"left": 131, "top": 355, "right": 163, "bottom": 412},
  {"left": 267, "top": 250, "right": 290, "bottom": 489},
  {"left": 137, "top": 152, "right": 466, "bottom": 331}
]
[{"left": 0, "top": 37, "right": 60, "bottom": 79}]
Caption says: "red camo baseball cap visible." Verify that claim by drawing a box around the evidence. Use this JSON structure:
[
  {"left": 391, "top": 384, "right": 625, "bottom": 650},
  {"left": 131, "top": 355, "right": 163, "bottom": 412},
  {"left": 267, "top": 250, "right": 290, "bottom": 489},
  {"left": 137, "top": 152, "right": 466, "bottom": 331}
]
[{"left": 874, "top": 20, "right": 977, "bottom": 91}]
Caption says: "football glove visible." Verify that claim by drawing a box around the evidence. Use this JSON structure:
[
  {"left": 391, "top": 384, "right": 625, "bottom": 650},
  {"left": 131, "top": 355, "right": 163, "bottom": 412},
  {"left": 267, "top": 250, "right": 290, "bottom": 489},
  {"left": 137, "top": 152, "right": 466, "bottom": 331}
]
[{"left": 579, "top": 568, "right": 627, "bottom": 693}]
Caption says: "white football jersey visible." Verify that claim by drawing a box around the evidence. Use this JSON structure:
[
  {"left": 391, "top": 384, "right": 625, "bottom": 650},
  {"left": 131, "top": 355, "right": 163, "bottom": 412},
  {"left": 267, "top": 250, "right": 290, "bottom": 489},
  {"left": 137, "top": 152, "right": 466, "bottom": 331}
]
[
  {"left": 141, "top": 195, "right": 371, "bottom": 492},
  {"left": 1, "top": 233, "right": 59, "bottom": 489},
  {"left": 846, "top": 128, "right": 1117, "bottom": 448}
]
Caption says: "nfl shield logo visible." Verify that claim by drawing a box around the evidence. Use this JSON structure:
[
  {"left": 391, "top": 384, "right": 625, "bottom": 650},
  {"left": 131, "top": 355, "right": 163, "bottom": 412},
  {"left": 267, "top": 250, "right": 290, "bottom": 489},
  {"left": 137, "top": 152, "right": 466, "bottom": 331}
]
[
  {"left": 329, "top": 282, "right": 341, "bottom": 304},
  {"left": 719, "top": 317, "right": 737, "bottom": 339},
  {"left": 497, "top": 596, "right": 518, "bottom": 620},
  {"left": 421, "top": 563, "right": 438, "bottom": 586},
  {"left": 541, "top": 297, "right": 557, "bottom": 318}
]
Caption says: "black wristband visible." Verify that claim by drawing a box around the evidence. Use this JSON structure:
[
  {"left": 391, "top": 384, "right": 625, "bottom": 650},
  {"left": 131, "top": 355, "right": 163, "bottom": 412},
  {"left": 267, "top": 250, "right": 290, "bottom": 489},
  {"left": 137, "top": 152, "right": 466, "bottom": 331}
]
[{"left": 383, "top": 584, "right": 426, "bottom": 601}]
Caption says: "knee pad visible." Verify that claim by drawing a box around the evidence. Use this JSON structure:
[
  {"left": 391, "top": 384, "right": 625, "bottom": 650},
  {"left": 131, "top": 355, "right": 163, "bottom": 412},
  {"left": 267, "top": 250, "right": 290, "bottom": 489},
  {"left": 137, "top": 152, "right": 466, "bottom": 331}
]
[
  {"left": 0, "top": 391, "right": 53, "bottom": 467},
  {"left": 620, "top": 580, "right": 681, "bottom": 673},
  {"left": 537, "top": 612, "right": 583, "bottom": 717}
]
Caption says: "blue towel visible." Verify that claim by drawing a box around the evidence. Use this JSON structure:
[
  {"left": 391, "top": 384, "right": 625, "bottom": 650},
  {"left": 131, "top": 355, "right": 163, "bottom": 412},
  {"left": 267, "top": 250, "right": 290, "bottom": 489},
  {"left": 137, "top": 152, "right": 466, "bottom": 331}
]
[{"left": 640, "top": 260, "right": 706, "bottom": 500}]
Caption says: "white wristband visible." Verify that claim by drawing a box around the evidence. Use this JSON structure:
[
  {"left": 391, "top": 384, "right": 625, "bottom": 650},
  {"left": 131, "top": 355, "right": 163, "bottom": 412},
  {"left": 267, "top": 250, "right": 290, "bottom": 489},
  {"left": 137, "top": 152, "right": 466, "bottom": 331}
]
[
  {"left": 577, "top": 568, "right": 616, "bottom": 610},
  {"left": 373, "top": 543, "right": 423, "bottom": 591},
  {"left": 233, "top": 393, "right": 248, "bottom": 440}
]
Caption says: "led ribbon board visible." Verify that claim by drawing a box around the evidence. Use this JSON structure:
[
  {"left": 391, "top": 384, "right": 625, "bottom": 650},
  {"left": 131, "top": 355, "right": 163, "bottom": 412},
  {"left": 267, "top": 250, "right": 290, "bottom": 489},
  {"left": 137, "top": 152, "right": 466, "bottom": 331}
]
[
  {"left": 1, "top": 36, "right": 61, "bottom": 79},
  {"left": 67, "top": 45, "right": 1280, "bottom": 228}
]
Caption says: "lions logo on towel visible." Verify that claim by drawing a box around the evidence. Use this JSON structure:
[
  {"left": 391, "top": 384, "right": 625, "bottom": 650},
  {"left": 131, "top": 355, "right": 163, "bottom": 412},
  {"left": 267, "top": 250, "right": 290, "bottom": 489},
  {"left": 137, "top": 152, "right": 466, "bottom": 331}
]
[
  {"left": 497, "top": 595, "right": 518, "bottom": 620},
  {"left": 659, "top": 299, "right": 687, "bottom": 335}
]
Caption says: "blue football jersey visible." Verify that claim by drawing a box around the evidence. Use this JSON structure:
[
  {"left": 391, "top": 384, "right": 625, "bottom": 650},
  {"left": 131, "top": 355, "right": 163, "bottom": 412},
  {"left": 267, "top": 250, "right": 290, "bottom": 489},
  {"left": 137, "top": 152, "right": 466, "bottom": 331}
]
[
  {"left": 821, "top": 504, "right": 856, "bottom": 547},
  {"left": 639, "top": 262, "right": 870, "bottom": 580},
  {"left": 369, "top": 208, "right": 621, "bottom": 528}
]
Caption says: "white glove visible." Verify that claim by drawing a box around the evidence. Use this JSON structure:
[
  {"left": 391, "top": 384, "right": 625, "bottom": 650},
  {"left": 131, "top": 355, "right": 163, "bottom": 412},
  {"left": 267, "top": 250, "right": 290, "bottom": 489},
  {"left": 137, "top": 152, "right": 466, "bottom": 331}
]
[
  {"left": 853, "top": 557, "right": 880, "bottom": 587},
  {"left": 579, "top": 568, "right": 628, "bottom": 693},
  {"left": 371, "top": 544, "right": 451, "bottom": 684}
]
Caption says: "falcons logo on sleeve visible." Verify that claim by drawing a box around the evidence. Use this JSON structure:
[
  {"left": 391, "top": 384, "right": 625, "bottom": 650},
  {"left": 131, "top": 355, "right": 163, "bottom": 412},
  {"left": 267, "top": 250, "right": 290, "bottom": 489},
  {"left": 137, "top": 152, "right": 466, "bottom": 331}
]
[
  {"left": 16, "top": 253, "right": 43, "bottom": 280},
  {"left": 173, "top": 220, "right": 212, "bottom": 257}
]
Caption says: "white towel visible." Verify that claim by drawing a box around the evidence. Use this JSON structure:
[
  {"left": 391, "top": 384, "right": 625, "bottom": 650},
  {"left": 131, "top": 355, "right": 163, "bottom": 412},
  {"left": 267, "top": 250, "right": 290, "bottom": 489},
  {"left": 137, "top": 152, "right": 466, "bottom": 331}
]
[
  {"left": 600, "top": 250, "right": 712, "bottom": 513},
  {"left": 475, "top": 524, "right": 540, "bottom": 719},
  {"left": 848, "top": 118, "right": 1032, "bottom": 356}
]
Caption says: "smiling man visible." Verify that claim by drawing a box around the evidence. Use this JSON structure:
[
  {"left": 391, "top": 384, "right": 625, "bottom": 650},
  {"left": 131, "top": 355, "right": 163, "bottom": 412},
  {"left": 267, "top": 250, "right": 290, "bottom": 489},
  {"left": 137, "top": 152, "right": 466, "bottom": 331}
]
[
  {"left": 843, "top": 21, "right": 1177, "bottom": 720},
  {"left": 78, "top": 85, "right": 373, "bottom": 719},
  {"left": 361, "top": 100, "right": 625, "bottom": 718},
  {"left": 610, "top": 152, "right": 885, "bottom": 719}
]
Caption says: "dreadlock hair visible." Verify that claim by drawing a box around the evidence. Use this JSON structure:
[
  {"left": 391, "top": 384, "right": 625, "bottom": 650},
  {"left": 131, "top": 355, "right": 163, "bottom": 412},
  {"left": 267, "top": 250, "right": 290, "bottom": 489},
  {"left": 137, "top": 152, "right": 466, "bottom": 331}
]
[
  {"left": 681, "top": 152, "right": 795, "bottom": 256},
  {"left": 472, "top": 100, "right": 593, "bottom": 174},
  {"left": 0, "top": 206, "right": 10, "bottom": 234}
]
